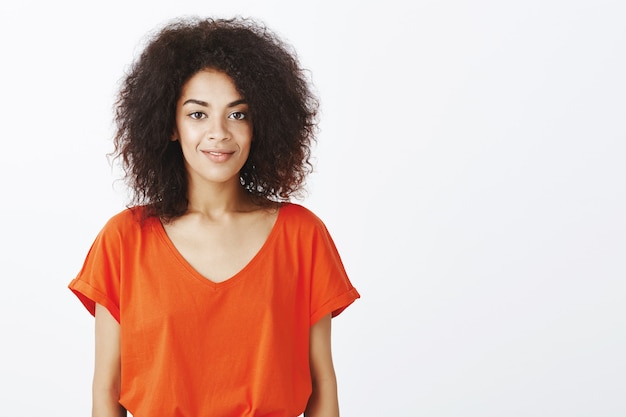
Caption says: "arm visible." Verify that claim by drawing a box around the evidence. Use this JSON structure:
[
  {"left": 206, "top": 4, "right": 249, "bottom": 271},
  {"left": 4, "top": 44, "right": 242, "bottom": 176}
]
[
  {"left": 93, "top": 303, "right": 127, "bottom": 417},
  {"left": 304, "top": 314, "right": 340, "bottom": 417}
]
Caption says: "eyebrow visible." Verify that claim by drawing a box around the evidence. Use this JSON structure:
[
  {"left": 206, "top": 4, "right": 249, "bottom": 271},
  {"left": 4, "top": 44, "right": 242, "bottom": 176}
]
[{"left": 182, "top": 98, "right": 247, "bottom": 107}]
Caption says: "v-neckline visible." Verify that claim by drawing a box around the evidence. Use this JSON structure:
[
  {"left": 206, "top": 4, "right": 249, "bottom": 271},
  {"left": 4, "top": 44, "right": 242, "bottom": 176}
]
[{"left": 153, "top": 204, "right": 286, "bottom": 290}]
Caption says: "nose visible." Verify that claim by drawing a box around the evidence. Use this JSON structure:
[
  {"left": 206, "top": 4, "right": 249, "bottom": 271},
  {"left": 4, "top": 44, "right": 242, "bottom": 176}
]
[{"left": 207, "top": 116, "right": 229, "bottom": 141}]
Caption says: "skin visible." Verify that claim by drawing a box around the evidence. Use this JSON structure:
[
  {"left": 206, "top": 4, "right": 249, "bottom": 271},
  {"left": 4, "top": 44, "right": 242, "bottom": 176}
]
[
  {"left": 174, "top": 69, "right": 253, "bottom": 199},
  {"left": 305, "top": 314, "right": 340, "bottom": 417},
  {"left": 93, "top": 304, "right": 126, "bottom": 417},
  {"left": 92, "top": 69, "right": 340, "bottom": 416}
]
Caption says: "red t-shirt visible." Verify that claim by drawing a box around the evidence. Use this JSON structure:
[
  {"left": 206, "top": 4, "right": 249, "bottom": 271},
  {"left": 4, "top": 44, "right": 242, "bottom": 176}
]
[{"left": 69, "top": 203, "right": 359, "bottom": 417}]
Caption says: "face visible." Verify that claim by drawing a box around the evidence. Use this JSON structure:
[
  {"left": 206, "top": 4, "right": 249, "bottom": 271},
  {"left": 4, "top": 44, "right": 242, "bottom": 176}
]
[{"left": 174, "top": 69, "right": 252, "bottom": 189}]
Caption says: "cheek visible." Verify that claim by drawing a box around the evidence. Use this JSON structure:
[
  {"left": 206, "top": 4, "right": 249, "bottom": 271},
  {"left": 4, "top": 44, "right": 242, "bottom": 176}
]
[{"left": 236, "top": 125, "right": 254, "bottom": 143}]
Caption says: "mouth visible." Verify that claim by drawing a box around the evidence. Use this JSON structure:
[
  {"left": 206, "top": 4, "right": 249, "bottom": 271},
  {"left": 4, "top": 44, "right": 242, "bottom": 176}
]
[
  {"left": 203, "top": 150, "right": 234, "bottom": 155},
  {"left": 202, "top": 150, "right": 235, "bottom": 162}
]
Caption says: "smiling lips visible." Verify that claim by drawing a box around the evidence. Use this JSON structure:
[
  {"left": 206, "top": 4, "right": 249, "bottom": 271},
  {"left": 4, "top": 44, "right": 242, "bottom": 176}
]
[{"left": 202, "top": 150, "right": 235, "bottom": 162}]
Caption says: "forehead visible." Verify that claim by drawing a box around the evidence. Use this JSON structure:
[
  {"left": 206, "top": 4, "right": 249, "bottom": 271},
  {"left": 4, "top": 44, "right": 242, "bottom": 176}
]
[{"left": 179, "top": 69, "right": 242, "bottom": 102}]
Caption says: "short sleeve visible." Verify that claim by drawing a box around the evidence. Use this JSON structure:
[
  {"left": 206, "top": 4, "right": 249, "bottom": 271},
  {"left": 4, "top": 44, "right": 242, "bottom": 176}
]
[
  {"left": 68, "top": 215, "right": 124, "bottom": 322},
  {"left": 308, "top": 217, "right": 360, "bottom": 325}
]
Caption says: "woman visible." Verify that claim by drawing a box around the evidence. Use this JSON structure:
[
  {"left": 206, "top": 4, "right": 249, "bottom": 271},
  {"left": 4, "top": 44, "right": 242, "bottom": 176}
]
[{"left": 69, "top": 17, "right": 359, "bottom": 417}]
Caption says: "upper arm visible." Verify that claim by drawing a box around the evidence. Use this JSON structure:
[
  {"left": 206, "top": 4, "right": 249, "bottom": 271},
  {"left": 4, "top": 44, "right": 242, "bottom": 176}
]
[
  {"left": 309, "top": 314, "right": 336, "bottom": 382},
  {"left": 94, "top": 303, "right": 121, "bottom": 387},
  {"left": 93, "top": 303, "right": 125, "bottom": 416},
  {"left": 305, "top": 314, "right": 339, "bottom": 417}
]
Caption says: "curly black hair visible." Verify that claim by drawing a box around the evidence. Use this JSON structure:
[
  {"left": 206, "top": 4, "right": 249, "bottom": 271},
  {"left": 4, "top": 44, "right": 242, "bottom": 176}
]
[{"left": 112, "top": 16, "right": 318, "bottom": 221}]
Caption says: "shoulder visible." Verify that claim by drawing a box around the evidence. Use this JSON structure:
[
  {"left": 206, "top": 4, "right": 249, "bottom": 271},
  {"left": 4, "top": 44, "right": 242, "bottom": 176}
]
[
  {"left": 278, "top": 203, "right": 333, "bottom": 239},
  {"left": 280, "top": 203, "right": 325, "bottom": 227},
  {"left": 99, "top": 206, "right": 152, "bottom": 238}
]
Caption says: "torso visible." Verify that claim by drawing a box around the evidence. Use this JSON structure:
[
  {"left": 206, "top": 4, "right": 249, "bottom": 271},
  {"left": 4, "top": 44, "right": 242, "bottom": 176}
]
[{"left": 161, "top": 204, "right": 280, "bottom": 283}]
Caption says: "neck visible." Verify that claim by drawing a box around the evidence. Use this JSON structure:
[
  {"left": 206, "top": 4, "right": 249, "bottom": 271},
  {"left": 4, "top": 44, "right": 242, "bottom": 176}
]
[{"left": 186, "top": 178, "right": 255, "bottom": 219}]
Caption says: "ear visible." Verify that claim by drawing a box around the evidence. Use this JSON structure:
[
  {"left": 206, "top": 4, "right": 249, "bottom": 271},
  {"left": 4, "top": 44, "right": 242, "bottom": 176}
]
[{"left": 171, "top": 128, "right": 179, "bottom": 141}]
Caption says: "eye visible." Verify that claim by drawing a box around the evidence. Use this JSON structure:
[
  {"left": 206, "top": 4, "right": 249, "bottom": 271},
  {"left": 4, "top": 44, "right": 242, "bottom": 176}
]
[
  {"left": 229, "top": 111, "right": 247, "bottom": 121},
  {"left": 189, "top": 111, "right": 206, "bottom": 120}
]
